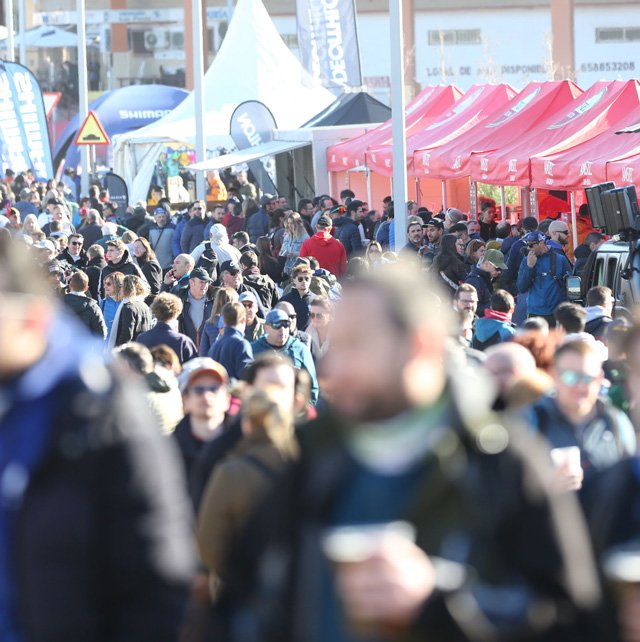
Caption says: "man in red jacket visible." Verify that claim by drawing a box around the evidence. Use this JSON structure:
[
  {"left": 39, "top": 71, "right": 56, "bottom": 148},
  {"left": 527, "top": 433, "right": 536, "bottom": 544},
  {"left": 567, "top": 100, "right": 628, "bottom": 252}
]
[{"left": 299, "top": 214, "right": 347, "bottom": 278}]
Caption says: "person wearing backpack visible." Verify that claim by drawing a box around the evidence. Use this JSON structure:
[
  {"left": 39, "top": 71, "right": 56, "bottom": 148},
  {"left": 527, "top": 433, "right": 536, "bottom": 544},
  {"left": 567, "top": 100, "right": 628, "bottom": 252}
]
[
  {"left": 517, "top": 231, "right": 573, "bottom": 326},
  {"left": 522, "top": 339, "right": 636, "bottom": 488}
]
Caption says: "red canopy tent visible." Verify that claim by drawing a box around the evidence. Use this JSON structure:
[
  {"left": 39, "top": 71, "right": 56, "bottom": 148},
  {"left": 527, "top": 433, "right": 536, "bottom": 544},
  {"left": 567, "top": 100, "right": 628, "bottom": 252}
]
[
  {"left": 607, "top": 152, "right": 640, "bottom": 187},
  {"left": 366, "top": 83, "right": 517, "bottom": 177},
  {"left": 469, "top": 80, "right": 640, "bottom": 186},
  {"left": 326, "top": 85, "right": 462, "bottom": 172},
  {"left": 529, "top": 102, "right": 640, "bottom": 190},
  {"left": 414, "top": 80, "right": 582, "bottom": 180}
]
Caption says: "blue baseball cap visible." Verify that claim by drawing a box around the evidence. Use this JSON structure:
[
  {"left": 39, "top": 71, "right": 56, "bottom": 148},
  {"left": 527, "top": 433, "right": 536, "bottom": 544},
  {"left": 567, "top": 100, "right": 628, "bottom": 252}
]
[
  {"left": 522, "top": 231, "right": 546, "bottom": 244},
  {"left": 265, "top": 309, "right": 289, "bottom": 325}
]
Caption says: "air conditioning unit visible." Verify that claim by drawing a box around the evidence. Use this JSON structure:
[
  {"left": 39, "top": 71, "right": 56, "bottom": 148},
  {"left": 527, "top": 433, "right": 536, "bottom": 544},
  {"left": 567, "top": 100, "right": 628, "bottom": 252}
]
[{"left": 144, "top": 30, "right": 169, "bottom": 51}]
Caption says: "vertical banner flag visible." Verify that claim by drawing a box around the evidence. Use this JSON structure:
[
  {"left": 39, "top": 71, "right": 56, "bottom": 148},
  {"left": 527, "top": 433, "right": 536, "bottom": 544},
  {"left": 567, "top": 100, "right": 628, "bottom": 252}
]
[
  {"left": 0, "top": 61, "right": 53, "bottom": 180},
  {"left": 230, "top": 101, "right": 278, "bottom": 195},
  {"left": 103, "top": 172, "right": 129, "bottom": 220},
  {"left": 296, "top": 0, "right": 363, "bottom": 89}
]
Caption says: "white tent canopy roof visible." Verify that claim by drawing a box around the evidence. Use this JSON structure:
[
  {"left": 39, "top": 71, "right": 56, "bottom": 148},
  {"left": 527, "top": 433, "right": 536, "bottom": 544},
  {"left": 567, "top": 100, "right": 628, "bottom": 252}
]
[
  {"left": 0, "top": 25, "right": 79, "bottom": 48},
  {"left": 187, "top": 140, "right": 310, "bottom": 171},
  {"left": 113, "top": 0, "right": 334, "bottom": 202}
]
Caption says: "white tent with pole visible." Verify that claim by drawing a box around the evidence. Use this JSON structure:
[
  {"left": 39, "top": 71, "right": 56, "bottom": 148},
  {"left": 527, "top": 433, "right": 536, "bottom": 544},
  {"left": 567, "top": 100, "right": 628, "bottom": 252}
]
[{"left": 112, "top": 0, "right": 334, "bottom": 204}]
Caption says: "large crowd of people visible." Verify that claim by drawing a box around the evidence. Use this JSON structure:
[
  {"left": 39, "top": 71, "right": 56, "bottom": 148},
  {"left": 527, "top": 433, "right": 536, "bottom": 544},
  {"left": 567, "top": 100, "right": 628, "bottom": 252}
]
[{"left": 2, "top": 167, "right": 640, "bottom": 642}]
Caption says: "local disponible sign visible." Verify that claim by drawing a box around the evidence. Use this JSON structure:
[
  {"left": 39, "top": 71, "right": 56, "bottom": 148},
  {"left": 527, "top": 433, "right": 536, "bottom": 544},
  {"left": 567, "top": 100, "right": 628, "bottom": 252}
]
[
  {"left": 0, "top": 62, "right": 53, "bottom": 180},
  {"left": 296, "top": 0, "right": 362, "bottom": 89}
]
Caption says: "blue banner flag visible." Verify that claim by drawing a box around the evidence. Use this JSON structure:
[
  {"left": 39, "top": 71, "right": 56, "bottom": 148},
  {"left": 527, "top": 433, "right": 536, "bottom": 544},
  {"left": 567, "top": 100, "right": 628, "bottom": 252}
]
[
  {"left": 230, "top": 100, "right": 278, "bottom": 194},
  {"left": 296, "top": 0, "right": 362, "bottom": 90},
  {"left": 0, "top": 61, "right": 53, "bottom": 180}
]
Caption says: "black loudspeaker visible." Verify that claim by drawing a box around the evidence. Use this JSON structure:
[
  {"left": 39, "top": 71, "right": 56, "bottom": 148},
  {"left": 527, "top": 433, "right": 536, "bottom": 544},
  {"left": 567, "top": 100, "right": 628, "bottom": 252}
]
[
  {"left": 585, "top": 182, "right": 614, "bottom": 230},
  {"left": 609, "top": 185, "right": 640, "bottom": 229},
  {"left": 600, "top": 186, "right": 639, "bottom": 236}
]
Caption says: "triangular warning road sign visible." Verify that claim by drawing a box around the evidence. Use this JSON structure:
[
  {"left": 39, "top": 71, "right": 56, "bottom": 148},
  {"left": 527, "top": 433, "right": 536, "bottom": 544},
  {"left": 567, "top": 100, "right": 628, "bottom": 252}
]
[{"left": 75, "top": 111, "right": 110, "bottom": 146}]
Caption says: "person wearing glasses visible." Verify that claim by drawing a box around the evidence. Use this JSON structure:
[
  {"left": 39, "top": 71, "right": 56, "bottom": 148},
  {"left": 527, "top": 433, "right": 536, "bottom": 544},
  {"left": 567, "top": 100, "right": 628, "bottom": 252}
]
[
  {"left": 252, "top": 309, "right": 318, "bottom": 405},
  {"left": 57, "top": 232, "right": 88, "bottom": 270},
  {"left": 180, "top": 200, "right": 208, "bottom": 254},
  {"left": 516, "top": 230, "right": 573, "bottom": 326},
  {"left": 279, "top": 264, "right": 316, "bottom": 329},
  {"left": 523, "top": 339, "right": 635, "bottom": 489},
  {"left": 547, "top": 220, "right": 572, "bottom": 260}
]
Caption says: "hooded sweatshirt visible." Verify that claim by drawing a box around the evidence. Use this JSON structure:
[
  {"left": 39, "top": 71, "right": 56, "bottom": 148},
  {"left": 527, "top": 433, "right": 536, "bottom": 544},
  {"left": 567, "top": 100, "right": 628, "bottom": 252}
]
[
  {"left": 191, "top": 223, "right": 242, "bottom": 267},
  {"left": 299, "top": 230, "right": 347, "bottom": 277}
]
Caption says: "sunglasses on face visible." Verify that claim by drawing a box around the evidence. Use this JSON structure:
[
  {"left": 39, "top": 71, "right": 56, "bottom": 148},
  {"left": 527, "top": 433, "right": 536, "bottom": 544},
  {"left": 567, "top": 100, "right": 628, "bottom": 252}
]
[
  {"left": 269, "top": 321, "right": 290, "bottom": 330},
  {"left": 558, "top": 370, "right": 598, "bottom": 387},
  {"left": 296, "top": 276, "right": 311, "bottom": 282},
  {"left": 189, "top": 384, "right": 221, "bottom": 395},
  {"left": 70, "top": 241, "right": 83, "bottom": 246},
  {"left": 309, "top": 312, "right": 326, "bottom": 319}
]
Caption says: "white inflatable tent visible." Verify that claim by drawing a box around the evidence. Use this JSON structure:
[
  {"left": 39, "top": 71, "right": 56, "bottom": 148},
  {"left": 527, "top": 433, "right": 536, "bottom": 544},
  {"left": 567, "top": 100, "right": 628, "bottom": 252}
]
[{"left": 112, "top": 0, "right": 334, "bottom": 203}]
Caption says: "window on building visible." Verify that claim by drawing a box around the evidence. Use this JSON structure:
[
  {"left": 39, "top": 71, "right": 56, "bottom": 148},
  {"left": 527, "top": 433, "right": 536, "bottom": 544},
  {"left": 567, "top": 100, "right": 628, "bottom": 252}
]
[
  {"left": 428, "top": 29, "right": 481, "bottom": 46},
  {"left": 129, "top": 29, "right": 152, "bottom": 56},
  {"left": 596, "top": 27, "right": 640, "bottom": 43}
]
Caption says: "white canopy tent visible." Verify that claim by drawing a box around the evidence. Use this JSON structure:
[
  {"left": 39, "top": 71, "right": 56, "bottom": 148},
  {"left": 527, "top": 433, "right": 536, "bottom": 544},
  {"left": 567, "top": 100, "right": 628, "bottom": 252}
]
[
  {"left": 0, "top": 25, "right": 79, "bottom": 48},
  {"left": 112, "top": 0, "right": 334, "bottom": 203}
]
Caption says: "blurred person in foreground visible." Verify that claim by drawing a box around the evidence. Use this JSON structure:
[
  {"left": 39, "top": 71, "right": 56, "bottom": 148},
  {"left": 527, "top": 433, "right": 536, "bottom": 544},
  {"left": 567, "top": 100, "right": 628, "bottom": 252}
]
[
  {"left": 0, "top": 238, "right": 193, "bottom": 641},
  {"left": 581, "top": 325, "right": 640, "bottom": 642},
  {"left": 226, "top": 261, "right": 608, "bottom": 642}
]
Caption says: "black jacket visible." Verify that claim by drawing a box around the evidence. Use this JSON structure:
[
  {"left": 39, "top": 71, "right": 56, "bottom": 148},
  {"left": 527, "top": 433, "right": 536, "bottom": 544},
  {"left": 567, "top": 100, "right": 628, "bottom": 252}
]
[
  {"left": 85, "top": 255, "right": 107, "bottom": 300},
  {"left": 113, "top": 300, "right": 153, "bottom": 346},
  {"left": 137, "top": 322, "right": 197, "bottom": 364},
  {"left": 57, "top": 248, "right": 88, "bottom": 271},
  {"left": 333, "top": 215, "right": 362, "bottom": 258},
  {"left": 63, "top": 293, "right": 107, "bottom": 338},
  {"left": 464, "top": 265, "right": 494, "bottom": 316},
  {"left": 242, "top": 268, "right": 278, "bottom": 309},
  {"left": 12, "top": 329, "right": 194, "bottom": 642},
  {"left": 79, "top": 222, "right": 104, "bottom": 247},
  {"left": 224, "top": 374, "right": 608, "bottom": 642},
  {"left": 138, "top": 258, "right": 163, "bottom": 299},
  {"left": 194, "top": 240, "right": 220, "bottom": 283},
  {"left": 99, "top": 249, "right": 144, "bottom": 299}
]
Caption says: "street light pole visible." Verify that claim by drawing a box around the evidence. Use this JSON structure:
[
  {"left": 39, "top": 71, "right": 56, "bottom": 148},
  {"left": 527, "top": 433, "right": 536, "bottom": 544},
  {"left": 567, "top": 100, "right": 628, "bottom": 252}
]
[
  {"left": 77, "top": 0, "right": 90, "bottom": 197},
  {"left": 17, "top": 0, "right": 25, "bottom": 65},
  {"left": 192, "top": 0, "right": 206, "bottom": 200},
  {"left": 5, "top": 0, "right": 14, "bottom": 62},
  {"left": 390, "top": 0, "right": 408, "bottom": 251}
]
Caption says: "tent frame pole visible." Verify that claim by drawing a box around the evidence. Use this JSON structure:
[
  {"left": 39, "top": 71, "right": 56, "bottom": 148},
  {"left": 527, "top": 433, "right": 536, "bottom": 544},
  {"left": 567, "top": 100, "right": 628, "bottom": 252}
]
[
  {"left": 441, "top": 180, "right": 447, "bottom": 211},
  {"left": 366, "top": 167, "right": 373, "bottom": 212},
  {"left": 500, "top": 185, "right": 506, "bottom": 222},
  {"left": 6, "top": 0, "right": 14, "bottom": 62},
  {"left": 570, "top": 192, "right": 578, "bottom": 248}
]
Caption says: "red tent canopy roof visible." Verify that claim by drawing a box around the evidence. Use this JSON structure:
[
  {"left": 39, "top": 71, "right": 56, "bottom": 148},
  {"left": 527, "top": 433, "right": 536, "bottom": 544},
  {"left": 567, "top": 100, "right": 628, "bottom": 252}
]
[
  {"left": 366, "top": 83, "right": 517, "bottom": 177},
  {"left": 469, "top": 79, "right": 640, "bottom": 186},
  {"left": 529, "top": 103, "right": 640, "bottom": 190},
  {"left": 326, "top": 85, "right": 462, "bottom": 172},
  {"left": 414, "top": 80, "right": 582, "bottom": 180}
]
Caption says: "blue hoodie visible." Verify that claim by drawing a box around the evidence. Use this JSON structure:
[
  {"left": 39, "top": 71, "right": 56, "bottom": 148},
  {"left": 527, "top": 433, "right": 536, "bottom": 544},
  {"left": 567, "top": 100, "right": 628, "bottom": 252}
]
[
  {"left": 252, "top": 335, "right": 318, "bottom": 404},
  {"left": 516, "top": 248, "right": 572, "bottom": 316}
]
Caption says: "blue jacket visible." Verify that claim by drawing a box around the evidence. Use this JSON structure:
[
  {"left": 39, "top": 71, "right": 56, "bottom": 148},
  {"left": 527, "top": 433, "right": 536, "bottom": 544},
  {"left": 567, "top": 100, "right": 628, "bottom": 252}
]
[
  {"left": 245, "top": 208, "right": 270, "bottom": 243},
  {"left": 375, "top": 219, "right": 390, "bottom": 248},
  {"left": 516, "top": 248, "right": 572, "bottom": 316},
  {"left": 464, "top": 266, "right": 494, "bottom": 317},
  {"left": 333, "top": 216, "right": 362, "bottom": 258},
  {"left": 209, "top": 326, "right": 254, "bottom": 380},
  {"left": 252, "top": 335, "right": 318, "bottom": 404},
  {"left": 472, "top": 315, "right": 516, "bottom": 351},
  {"left": 523, "top": 395, "right": 636, "bottom": 478},
  {"left": 136, "top": 322, "right": 197, "bottom": 364},
  {"left": 504, "top": 237, "right": 526, "bottom": 291},
  {"left": 199, "top": 321, "right": 219, "bottom": 357},
  {"left": 172, "top": 215, "right": 188, "bottom": 258}
]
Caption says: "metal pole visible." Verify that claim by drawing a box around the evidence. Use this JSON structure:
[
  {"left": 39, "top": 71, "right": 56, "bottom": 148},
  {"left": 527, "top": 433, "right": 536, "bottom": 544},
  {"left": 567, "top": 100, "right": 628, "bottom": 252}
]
[
  {"left": 570, "top": 191, "right": 578, "bottom": 248},
  {"left": 415, "top": 177, "right": 420, "bottom": 204},
  {"left": 500, "top": 185, "right": 506, "bottom": 222},
  {"left": 470, "top": 180, "right": 477, "bottom": 219},
  {"left": 390, "top": 0, "right": 407, "bottom": 251},
  {"left": 530, "top": 187, "right": 538, "bottom": 220},
  {"left": 441, "top": 180, "right": 447, "bottom": 211},
  {"left": 366, "top": 167, "right": 373, "bottom": 211},
  {"left": 77, "top": 0, "right": 90, "bottom": 197},
  {"left": 5, "top": 0, "right": 14, "bottom": 62},
  {"left": 521, "top": 187, "right": 530, "bottom": 217},
  {"left": 193, "top": 0, "right": 206, "bottom": 200},
  {"left": 226, "top": 0, "right": 234, "bottom": 22},
  {"left": 17, "top": 0, "right": 25, "bottom": 66}
]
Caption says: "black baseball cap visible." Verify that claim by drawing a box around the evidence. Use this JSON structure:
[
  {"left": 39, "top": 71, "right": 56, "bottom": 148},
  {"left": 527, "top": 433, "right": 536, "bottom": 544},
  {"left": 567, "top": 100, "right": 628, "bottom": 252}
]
[
  {"left": 220, "top": 260, "right": 240, "bottom": 274},
  {"left": 190, "top": 267, "right": 211, "bottom": 282},
  {"left": 425, "top": 219, "right": 444, "bottom": 230}
]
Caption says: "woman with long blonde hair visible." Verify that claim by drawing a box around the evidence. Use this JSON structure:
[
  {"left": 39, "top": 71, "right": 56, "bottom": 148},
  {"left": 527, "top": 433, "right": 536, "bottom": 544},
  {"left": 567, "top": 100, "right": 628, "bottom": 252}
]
[{"left": 279, "top": 212, "right": 309, "bottom": 277}]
